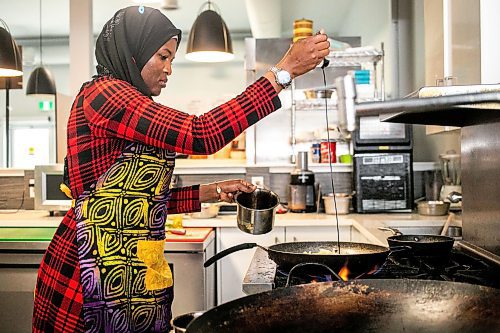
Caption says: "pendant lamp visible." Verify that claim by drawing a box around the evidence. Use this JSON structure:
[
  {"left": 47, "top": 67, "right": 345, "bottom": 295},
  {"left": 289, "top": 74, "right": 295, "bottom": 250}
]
[
  {"left": 186, "top": 1, "right": 234, "bottom": 62},
  {"left": 0, "top": 19, "right": 22, "bottom": 77},
  {"left": 27, "top": 0, "right": 56, "bottom": 95},
  {"left": 0, "top": 19, "right": 22, "bottom": 167}
]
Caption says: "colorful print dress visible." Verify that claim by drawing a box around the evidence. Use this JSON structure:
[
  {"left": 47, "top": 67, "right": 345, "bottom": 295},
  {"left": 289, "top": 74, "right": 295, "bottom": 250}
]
[{"left": 33, "top": 75, "right": 280, "bottom": 332}]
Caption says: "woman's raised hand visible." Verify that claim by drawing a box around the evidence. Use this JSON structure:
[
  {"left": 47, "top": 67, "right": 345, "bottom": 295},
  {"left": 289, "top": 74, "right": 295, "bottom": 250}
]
[{"left": 277, "top": 33, "right": 330, "bottom": 79}]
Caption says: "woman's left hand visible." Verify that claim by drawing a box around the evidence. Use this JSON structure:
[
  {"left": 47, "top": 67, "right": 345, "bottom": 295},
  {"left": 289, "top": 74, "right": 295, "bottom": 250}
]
[{"left": 200, "top": 179, "right": 256, "bottom": 203}]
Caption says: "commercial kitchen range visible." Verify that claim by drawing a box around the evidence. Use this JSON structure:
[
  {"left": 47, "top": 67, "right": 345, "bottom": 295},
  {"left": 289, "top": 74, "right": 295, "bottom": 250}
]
[
  {"left": 186, "top": 90, "right": 500, "bottom": 332},
  {"left": 192, "top": 231, "right": 500, "bottom": 333},
  {"left": 243, "top": 241, "right": 500, "bottom": 295},
  {"left": 232, "top": 221, "right": 500, "bottom": 333}
]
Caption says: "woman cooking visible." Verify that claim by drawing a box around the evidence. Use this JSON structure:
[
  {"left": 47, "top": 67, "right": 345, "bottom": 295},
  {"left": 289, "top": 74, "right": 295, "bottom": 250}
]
[{"left": 32, "top": 5, "right": 329, "bottom": 332}]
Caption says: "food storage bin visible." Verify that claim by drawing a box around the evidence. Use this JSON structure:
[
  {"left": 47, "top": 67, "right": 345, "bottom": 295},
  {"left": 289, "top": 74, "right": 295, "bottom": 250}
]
[{"left": 323, "top": 193, "right": 351, "bottom": 215}]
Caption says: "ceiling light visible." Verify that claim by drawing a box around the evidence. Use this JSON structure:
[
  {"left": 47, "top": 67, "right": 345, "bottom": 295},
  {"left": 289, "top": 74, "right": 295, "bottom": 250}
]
[
  {"left": 0, "top": 20, "right": 22, "bottom": 77},
  {"left": 26, "top": 0, "right": 56, "bottom": 95},
  {"left": 0, "top": 19, "right": 23, "bottom": 167},
  {"left": 186, "top": 1, "right": 234, "bottom": 63},
  {"left": 26, "top": 66, "right": 56, "bottom": 95},
  {"left": 162, "top": 0, "right": 179, "bottom": 10}
]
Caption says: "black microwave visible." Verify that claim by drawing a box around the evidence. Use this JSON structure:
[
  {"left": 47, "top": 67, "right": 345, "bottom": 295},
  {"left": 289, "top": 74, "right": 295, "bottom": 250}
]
[{"left": 353, "top": 116, "right": 412, "bottom": 152}]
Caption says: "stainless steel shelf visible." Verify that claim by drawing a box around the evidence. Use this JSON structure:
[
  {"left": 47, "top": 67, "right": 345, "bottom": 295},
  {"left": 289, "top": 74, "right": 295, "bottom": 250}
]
[{"left": 327, "top": 49, "right": 383, "bottom": 67}]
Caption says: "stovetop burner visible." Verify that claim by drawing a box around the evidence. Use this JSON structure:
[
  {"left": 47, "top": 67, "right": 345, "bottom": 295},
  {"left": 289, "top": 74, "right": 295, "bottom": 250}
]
[
  {"left": 274, "top": 248, "right": 500, "bottom": 289},
  {"left": 373, "top": 248, "right": 500, "bottom": 288}
]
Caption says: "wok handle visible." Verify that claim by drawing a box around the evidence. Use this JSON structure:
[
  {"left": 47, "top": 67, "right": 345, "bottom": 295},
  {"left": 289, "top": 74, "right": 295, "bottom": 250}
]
[{"left": 204, "top": 243, "right": 259, "bottom": 267}]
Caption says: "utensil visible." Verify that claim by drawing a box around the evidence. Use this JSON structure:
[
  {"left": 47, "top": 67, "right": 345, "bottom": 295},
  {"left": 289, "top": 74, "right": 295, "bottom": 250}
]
[
  {"left": 440, "top": 212, "right": 455, "bottom": 236},
  {"left": 445, "top": 226, "right": 462, "bottom": 238},
  {"left": 204, "top": 241, "right": 390, "bottom": 276},
  {"left": 235, "top": 187, "right": 280, "bottom": 235},
  {"left": 186, "top": 279, "right": 500, "bottom": 333},
  {"left": 303, "top": 89, "right": 333, "bottom": 99},
  {"left": 172, "top": 311, "right": 204, "bottom": 333},
  {"left": 379, "top": 227, "right": 454, "bottom": 261},
  {"left": 417, "top": 200, "right": 450, "bottom": 216}
]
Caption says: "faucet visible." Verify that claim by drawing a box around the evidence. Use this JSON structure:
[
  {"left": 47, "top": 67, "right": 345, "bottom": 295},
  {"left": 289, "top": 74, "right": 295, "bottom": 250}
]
[{"left": 447, "top": 191, "right": 462, "bottom": 203}]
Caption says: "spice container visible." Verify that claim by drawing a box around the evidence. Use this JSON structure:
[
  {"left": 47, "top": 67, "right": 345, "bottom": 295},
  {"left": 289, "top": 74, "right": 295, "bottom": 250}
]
[
  {"left": 311, "top": 143, "right": 321, "bottom": 163},
  {"left": 320, "top": 141, "right": 336, "bottom": 163}
]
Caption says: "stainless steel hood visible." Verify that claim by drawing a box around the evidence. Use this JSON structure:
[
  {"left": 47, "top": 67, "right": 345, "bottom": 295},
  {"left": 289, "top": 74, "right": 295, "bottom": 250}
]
[{"left": 355, "top": 86, "right": 500, "bottom": 255}]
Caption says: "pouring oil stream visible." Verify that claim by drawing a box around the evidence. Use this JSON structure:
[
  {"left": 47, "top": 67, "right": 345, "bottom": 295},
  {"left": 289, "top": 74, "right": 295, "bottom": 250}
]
[{"left": 318, "top": 40, "right": 341, "bottom": 254}]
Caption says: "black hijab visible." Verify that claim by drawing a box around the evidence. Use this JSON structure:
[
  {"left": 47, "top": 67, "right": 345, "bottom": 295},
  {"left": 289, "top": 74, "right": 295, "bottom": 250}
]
[{"left": 95, "top": 6, "right": 181, "bottom": 96}]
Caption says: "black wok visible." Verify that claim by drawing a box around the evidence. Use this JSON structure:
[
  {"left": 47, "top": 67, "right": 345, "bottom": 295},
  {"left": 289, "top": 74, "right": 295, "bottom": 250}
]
[
  {"left": 379, "top": 227, "right": 454, "bottom": 260},
  {"left": 204, "top": 241, "right": 390, "bottom": 276},
  {"left": 186, "top": 279, "right": 500, "bottom": 333}
]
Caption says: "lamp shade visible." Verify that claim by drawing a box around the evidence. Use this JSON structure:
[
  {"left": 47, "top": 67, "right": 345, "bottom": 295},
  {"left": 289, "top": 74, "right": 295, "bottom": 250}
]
[
  {"left": 186, "top": 9, "right": 234, "bottom": 62},
  {"left": 26, "top": 66, "right": 56, "bottom": 95},
  {"left": 0, "top": 27, "right": 22, "bottom": 77}
]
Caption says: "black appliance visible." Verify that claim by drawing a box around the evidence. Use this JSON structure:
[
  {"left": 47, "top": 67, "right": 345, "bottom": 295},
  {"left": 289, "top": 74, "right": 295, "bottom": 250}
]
[
  {"left": 353, "top": 116, "right": 413, "bottom": 213},
  {"left": 353, "top": 152, "right": 413, "bottom": 212},
  {"left": 353, "top": 116, "right": 412, "bottom": 151}
]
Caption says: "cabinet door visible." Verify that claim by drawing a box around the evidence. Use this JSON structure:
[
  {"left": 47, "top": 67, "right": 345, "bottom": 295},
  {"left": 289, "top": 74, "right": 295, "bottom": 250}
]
[
  {"left": 285, "top": 226, "right": 351, "bottom": 242},
  {"left": 217, "top": 227, "right": 285, "bottom": 304},
  {"left": 350, "top": 230, "right": 371, "bottom": 243}
]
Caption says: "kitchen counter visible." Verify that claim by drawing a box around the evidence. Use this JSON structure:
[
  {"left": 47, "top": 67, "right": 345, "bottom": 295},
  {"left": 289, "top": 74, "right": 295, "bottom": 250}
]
[
  {"left": 172, "top": 159, "right": 438, "bottom": 174},
  {"left": 0, "top": 210, "right": 457, "bottom": 248},
  {"left": 0, "top": 209, "right": 450, "bottom": 226}
]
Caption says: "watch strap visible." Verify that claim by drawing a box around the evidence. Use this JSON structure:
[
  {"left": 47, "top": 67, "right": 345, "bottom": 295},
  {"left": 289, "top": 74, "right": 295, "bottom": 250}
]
[{"left": 270, "top": 66, "right": 292, "bottom": 89}]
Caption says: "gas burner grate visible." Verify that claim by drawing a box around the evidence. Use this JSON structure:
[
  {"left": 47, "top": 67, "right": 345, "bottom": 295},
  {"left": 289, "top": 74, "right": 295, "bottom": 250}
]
[
  {"left": 274, "top": 265, "right": 337, "bottom": 288},
  {"left": 371, "top": 249, "right": 500, "bottom": 289},
  {"left": 272, "top": 249, "right": 500, "bottom": 289}
]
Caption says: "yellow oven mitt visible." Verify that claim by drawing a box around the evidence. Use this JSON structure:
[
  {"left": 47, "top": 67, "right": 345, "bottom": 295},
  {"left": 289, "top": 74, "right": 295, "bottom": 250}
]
[{"left": 137, "top": 240, "right": 173, "bottom": 290}]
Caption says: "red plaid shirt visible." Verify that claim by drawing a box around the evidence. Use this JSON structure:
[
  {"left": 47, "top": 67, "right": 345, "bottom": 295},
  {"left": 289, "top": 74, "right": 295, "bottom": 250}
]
[{"left": 33, "top": 76, "right": 280, "bottom": 332}]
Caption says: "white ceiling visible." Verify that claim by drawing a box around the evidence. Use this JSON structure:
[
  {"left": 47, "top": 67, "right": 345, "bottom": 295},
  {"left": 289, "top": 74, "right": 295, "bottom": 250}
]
[{"left": 0, "top": 0, "right": 355, "bottom": 40}]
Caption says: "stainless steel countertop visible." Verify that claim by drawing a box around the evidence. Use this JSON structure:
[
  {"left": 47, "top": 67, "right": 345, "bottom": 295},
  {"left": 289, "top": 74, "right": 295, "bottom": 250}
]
[
  {"left": 0, "top": 228, "right": 215, "bottom": 253},
  {"left": 242, "top": 247, "right": 276, "bottom": 295}
]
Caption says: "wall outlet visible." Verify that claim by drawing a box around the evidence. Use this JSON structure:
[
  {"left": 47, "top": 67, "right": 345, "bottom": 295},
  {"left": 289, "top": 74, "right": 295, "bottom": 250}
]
[
  {"left": 29, "top": 178, "right": 35, "bottom": 198},
  {"left": 251, "top": 176, "right": 264, "bottom": 187}
]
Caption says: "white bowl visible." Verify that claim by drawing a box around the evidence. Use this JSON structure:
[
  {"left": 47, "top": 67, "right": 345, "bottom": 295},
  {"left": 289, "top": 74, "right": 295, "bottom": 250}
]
[{"left": 190, "top": 203, "right": 220, "bottom": 219}]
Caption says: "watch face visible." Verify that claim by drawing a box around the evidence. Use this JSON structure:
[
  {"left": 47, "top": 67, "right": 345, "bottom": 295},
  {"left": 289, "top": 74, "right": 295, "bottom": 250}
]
[{"left": 277, "top": 70, "right": 291, "bottom": 84}]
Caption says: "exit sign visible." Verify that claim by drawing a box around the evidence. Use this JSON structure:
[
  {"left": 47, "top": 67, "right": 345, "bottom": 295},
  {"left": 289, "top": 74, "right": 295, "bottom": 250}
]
[{"left": 38, "top": 101, "right": 54, "bottom": 112}]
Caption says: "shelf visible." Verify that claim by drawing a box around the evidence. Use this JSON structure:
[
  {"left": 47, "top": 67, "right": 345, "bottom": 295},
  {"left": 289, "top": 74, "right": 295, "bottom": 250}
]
[{"left": 326, "top": 48, "right": 383, "bottom": 67}]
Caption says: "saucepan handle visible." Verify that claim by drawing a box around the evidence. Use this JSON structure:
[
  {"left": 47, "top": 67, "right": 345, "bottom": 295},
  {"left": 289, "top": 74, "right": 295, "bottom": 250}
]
[
  {"left": 378, "top": 227, "right": 403, "bottom": 236},
  {"left": 204, "top": 243, "right": 259, "bottom": 267}
]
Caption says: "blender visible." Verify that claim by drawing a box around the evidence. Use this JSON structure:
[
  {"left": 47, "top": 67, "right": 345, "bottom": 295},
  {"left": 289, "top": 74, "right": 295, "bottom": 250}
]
[
  {"left": 439, "top": 151, "right": 462, "bottom": 210},
  {"left": 289, "top": 152, "right": 317, "bottom": 213}
]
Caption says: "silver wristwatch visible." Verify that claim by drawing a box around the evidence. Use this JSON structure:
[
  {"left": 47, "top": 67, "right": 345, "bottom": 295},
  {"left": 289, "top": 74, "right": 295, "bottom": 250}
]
[{"left": 270, "top": 66, "right": 292, "bottom": 89}]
